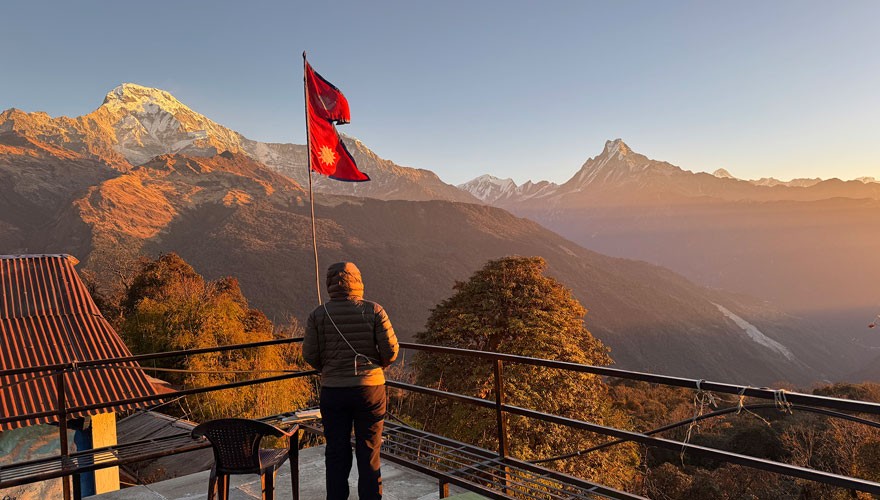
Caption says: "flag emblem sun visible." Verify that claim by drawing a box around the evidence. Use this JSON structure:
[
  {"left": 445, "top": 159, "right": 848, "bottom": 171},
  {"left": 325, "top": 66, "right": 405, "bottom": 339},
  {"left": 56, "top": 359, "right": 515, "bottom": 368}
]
[{"left": 318, "top": 145, "right": 337, "bottom": 167}]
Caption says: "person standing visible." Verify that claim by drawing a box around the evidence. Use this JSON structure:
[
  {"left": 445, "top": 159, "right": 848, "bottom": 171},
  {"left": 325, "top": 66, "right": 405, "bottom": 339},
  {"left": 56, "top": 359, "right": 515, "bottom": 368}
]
[{"left": 303, "top": 262, "right": 399, "bottom": 500}]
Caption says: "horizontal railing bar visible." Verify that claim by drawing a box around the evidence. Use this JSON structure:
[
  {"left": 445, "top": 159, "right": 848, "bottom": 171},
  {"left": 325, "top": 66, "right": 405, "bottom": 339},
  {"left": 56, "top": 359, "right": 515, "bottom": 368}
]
[
  {"left": 384, "top": 442, "right": 562, "bottom": 500},
  {"left": 398, "top": 343, "right": 880, "bottom": 415},
  {"left": 0, "top": 441, "right": 210, "bottom": 488},
  {"left": 388, "top": 436, "right": 635, "bottom": 500},
  {"left": 500, "top": 402, "right": 880, "bottom": 494},
  {"left": 384, "top": 432, "right": 498, "bottom": 468},
  {"left": 382, "top": 422, "right": 644, "bottom": 499},
  {"left": 384, "top": 423, "right": 498, "bottom": 460},
  {"left": 502, "top": 456, "right": 637, "bottom": 500},
  {"left": 0, "top": 337, "right": 302, "bottom": 378},
  {"left": 386, "top": 380, "right": 497, "bottom": 410},
  {"left": 379, "top": 452, "right": 513, "bottom": 500},
  {"left": 389, "top": 438, "right": 612, "bottom": 500},
  {"left": 1, "top": 433, "right": 196, "bottom": 470},
  {"left": 0, "top": 369, "right": 317, "bottom": 426},
  {"left": 6, "top": 338, "right": 880, "bottom": 496},
  {"left": 0, "top": 411, "right": 298, "bottom": 488},
  {"left": 67, "top": 369, "right": 316, "bottom": 415},
  {"left": 387, "top": 374, "right": 880, "bottom": 493},
  {"left": 533, "top": 402, "right": 880, "bottom": 464},
  {"left": 389, "top": 441, "right": 495, "bottom": 474},
  {"left": 385, "top": 436, "right": 515, "bottom": 484}
]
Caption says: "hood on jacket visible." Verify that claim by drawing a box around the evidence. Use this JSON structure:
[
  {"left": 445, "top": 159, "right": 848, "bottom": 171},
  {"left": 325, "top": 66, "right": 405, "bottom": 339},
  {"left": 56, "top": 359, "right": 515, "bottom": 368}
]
[{"left": 326, "top": 262, "right": 364, "bottom": 299}]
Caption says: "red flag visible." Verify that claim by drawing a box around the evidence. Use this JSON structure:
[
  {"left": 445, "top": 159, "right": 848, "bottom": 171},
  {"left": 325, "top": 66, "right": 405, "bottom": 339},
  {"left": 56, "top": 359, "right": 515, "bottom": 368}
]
[
  {"left": 305, "top": 61, "right": 350, "bottom": 124},
  {"left": 305, "top": 59, "right": 369, "bottom": 182}
]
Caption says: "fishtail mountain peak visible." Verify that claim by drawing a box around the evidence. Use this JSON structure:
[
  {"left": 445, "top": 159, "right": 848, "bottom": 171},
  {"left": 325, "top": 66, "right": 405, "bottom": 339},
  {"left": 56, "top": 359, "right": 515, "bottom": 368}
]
[{"left": 603, "top": 138, "right": 631, "bottom": 157}]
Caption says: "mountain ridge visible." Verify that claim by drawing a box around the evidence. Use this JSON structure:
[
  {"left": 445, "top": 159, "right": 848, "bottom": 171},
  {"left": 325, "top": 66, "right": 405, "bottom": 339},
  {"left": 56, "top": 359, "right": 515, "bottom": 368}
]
[
  {"left": 460, "top": 139, "right": 880, "bottom": 204},
  {"left": 0, "top": 83, "right": 477, "bottom": 203},
  {"left": 460, "top": 139, "right": 880, "bottom": 374},
  {"left": 0, "top": 97, "right": 847, "bottom": 384}
]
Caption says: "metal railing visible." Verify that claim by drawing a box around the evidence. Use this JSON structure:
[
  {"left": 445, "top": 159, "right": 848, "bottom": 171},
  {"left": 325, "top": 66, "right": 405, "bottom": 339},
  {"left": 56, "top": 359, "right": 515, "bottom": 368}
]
[
  {"left": 392, "top": 342, "right": 880, "bottom": 496},
  {"left": 0, "top": 337, "right": 314, "bottom": 500},
  {"left": 3, "top": 338, "right": 880, "bottom": 498}
]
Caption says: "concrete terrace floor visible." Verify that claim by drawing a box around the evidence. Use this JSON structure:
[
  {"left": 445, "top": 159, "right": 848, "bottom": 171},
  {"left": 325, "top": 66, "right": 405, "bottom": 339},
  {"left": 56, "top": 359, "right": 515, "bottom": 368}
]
[{"left": 95, "top": 444, "right": 483, "bottom": 500}]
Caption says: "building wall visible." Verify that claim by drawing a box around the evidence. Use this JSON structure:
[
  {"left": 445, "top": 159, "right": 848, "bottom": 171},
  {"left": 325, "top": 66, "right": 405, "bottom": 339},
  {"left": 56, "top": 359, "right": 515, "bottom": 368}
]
[
  {"left": 90, "top": 412, "right": 119, "bottom": 494},
  {"left": 0, "top": 413, "right": 119, "bottom": 500},
  {"left": 0, "top": 424, "right": 76, "bottom": 500}
]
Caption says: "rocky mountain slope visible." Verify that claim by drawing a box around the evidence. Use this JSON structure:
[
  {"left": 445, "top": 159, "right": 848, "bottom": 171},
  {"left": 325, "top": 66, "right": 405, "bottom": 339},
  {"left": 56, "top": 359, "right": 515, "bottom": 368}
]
[
  {"left": 3, "top": 85, "right": 866, "bottom": 384},
  {"left": 0, "top": 83, "right": 476, "bottom": 203},
  {"left": 0, "top": 127, "right": 844, "bottom": 385}
]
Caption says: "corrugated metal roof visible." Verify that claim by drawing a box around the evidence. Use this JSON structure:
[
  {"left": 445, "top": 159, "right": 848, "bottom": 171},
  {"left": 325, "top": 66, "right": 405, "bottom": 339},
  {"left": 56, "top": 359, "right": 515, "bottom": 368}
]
[
  {"left": 0, "top": 254, "right": 156, "bottom": 430},
  {"left": 116, "top": 411, "right": 214, "bottom": 482}
]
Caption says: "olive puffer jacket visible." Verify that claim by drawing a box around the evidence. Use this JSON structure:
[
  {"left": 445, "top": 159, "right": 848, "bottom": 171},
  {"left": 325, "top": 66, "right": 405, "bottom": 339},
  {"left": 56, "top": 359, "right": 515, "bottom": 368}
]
[{"left": 303, "top": 262, "right": 399, "bottom": 387}]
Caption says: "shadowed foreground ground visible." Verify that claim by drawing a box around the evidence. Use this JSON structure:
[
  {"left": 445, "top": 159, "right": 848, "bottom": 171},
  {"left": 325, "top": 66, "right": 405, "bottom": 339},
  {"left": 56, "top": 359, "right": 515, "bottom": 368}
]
[{"left": 94, "top": 444, "right": 481, "bottom": 500}]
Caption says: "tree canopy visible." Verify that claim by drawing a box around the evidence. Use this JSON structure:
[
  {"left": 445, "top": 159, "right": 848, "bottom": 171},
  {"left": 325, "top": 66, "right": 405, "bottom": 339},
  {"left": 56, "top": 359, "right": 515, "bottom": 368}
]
[
  {"left": 409, "top": 256, "right": 638, "bottom": 489},
  {"left": 119, "top": 253, "right": 311, "bottom": 421}
]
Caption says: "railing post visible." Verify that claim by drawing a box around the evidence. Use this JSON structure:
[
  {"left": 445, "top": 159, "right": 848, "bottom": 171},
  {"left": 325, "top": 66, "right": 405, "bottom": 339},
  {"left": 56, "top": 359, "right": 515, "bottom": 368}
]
[
  {"left": 493, "top": 359, "right": 508, "bottom": 457},
  {"left": 57, "top": 369, "right": 72, "bottom": 500},
  {"left": 439, "top": 480, "right": 449, "bottom": 498},
  {"left": 73, "top": 474, "right": 82, "bottom": 500},
  {"left": 493, "top": 359, "right": 511, "bottom": 496},
  {"left": 291, "top": 426, "right": 300, "bottom": 500}
]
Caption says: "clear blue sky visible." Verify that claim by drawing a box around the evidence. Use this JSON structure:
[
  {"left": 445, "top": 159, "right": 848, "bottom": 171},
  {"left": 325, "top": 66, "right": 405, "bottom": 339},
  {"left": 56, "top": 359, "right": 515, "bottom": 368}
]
[{"left": 2, "top": 1, "right": 878, "bottom": 185}]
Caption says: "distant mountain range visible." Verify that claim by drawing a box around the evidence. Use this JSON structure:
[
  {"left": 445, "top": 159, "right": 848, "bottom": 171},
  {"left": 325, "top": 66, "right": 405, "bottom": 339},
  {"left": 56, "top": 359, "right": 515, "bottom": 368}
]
[
  {"left": 711, "top": 168, "right": 877, "bottom": 188},
  {"left": 0, "top": 84, "right": 854, "bottom": 385},
  {"left": 460, "top": 139, "right": 880, "bottom": 375},
  {"left": 459, "top": 139, "right": 880, "bottom": 204}
]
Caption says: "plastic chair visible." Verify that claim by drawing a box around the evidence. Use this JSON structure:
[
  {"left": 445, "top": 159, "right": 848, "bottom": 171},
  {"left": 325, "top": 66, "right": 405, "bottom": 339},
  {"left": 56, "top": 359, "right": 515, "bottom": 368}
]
[{"left": 191, "top": 418, "right": 300, "bottom": 500}]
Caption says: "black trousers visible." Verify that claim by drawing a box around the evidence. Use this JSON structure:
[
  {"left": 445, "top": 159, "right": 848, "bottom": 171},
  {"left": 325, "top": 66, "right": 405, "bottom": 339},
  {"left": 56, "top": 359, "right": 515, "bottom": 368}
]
[{"left": 320, "top": 385, "right": 386, "bottom": 500}]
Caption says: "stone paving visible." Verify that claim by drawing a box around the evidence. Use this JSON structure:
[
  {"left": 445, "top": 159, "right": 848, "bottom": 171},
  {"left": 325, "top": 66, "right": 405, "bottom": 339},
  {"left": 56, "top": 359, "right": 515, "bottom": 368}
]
[{"left": 94, "top": 444, "right": 481, "bottom": 500}]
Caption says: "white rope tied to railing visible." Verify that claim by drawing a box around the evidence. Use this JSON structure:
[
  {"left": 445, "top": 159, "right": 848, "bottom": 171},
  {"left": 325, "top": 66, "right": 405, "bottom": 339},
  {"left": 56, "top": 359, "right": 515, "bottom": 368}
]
[
  {"left": 732, "top": 385, "right": 772, "bottom": 426},
  {"left": 774, "top": 388, "right": 793, "bottom": 414},
  {"left": 681, "top": 379, "right": 718, "bottom": 464}
]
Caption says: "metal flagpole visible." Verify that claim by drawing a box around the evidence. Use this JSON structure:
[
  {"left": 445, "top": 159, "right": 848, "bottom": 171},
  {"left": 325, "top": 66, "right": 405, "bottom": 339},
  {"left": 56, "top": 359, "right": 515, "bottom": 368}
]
[{"left": 303, "top": 51, "right": 322, "bottom": 305}]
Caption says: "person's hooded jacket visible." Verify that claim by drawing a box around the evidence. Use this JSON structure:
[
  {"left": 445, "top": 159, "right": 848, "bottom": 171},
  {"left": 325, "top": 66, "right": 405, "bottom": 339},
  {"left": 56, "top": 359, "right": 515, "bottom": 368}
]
[{"left": 303, "top": 262, "right": 399, "bottom": 387}]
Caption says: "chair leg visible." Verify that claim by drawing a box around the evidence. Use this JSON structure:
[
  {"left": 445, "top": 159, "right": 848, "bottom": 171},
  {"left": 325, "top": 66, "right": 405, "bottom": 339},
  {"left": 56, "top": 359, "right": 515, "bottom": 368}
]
[
  {"left": 207, "top": 467, "right": 218, "bottom": 500},
  {"left": 291, "top": 433, "right": 300, "bottom": 500},
  {"left": 220, "top": 474, "right": 230, "bottom": 500},
  {"left": 261, "top": 469, "right": 275, "bottom": 500}
]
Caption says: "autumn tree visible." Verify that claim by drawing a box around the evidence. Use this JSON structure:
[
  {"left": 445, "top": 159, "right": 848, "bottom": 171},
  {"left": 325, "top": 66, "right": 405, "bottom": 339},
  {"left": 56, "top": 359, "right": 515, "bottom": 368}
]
[
  {"left": 409, "top": 256, "right": 639, "bottom": 490},
  {"left": 119, "top": 253, "right": 312, "bottom": 421},
  {"left": 632, "top": 380, "right": 880, "bottom": 499}
]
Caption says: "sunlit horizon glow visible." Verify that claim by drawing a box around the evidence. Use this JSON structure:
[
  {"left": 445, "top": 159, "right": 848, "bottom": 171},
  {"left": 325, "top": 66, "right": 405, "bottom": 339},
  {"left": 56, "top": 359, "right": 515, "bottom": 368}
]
[{"left": 1, "top": 1, "right": 877, "bottom": 185}]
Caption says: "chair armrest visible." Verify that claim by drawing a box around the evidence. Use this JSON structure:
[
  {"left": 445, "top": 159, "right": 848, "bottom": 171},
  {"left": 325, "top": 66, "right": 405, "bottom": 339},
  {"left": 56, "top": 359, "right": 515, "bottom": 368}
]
[{"left": 277, "top": 423, "right": 300, "bottom": 439}]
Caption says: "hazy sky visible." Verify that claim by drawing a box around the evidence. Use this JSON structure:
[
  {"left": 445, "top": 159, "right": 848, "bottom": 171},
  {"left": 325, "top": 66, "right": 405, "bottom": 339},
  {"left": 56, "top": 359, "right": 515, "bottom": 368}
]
[{"left": 2, "top": 1, "right": 878, "bottom": 185}]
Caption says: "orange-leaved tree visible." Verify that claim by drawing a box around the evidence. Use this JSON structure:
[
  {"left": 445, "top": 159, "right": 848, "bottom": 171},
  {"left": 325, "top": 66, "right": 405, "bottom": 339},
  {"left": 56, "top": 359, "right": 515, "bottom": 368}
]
[
  {"left": 119, "top": 253, "right": 311, "bottom": 421},
  {"left": 409, "top": 256, "right": 639, "bottom": 490}
]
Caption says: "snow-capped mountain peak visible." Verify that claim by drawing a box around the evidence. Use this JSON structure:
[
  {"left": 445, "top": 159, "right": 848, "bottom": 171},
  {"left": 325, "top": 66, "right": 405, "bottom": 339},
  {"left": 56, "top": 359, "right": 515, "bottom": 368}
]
[
  {"left": 0, "top": 83, "right": 478, "bottom": 203},
  {"left": 603, "top": 138, "right": 631, "bottom": 158},
  {"left": 458, "top": 174, "right": 517, "bottom": 203},
  {"left": 458, "top": 174, "right": 558, "bottom": 204},
  {"left": 713, "top": 168, "right": 735, "bottom": 179},
  {"left": 90, "top": 83, "right": 248, "bottom": 165},
  {"left": 102, "top": 83, "right": 189, "bottom": 115},
  {"left": 465, "top": 174, "right": 517, "bottom": 190},
  {"left": 559, "top": 138, "right": 680, "bottom": 192}
]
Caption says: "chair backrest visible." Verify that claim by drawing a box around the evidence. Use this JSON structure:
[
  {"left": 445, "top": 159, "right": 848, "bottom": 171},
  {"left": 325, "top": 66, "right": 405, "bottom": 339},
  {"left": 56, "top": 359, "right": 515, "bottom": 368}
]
[{"left": 191, "top": 418, "right": 285, "bottom": 473}]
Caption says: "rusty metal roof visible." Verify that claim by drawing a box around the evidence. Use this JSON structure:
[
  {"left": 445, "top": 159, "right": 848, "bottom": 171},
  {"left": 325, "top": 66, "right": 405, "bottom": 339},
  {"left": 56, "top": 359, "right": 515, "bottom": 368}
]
[
  {"left": 0, "top": 254, "right": 156, "bottom": 430},
  {"left": 116, "top": 411, "right": 214, "bottom": 482}
]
